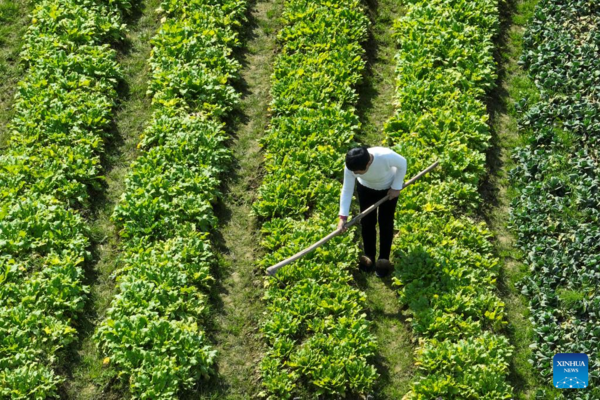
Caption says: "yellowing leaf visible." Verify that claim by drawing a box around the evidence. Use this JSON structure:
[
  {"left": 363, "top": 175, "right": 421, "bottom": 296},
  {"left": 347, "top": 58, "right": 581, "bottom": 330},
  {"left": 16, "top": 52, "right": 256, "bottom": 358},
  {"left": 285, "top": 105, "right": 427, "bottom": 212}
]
[{"left": 64, "top": 326, "right": 76, "bottom": 335}]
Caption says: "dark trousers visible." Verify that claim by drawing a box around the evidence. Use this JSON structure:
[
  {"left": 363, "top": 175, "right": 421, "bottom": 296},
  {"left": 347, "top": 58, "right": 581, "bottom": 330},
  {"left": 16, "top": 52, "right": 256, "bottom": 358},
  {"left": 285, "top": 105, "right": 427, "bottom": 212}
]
[{"left": 356, "top": 181, "right": 399, "bottom": 261}]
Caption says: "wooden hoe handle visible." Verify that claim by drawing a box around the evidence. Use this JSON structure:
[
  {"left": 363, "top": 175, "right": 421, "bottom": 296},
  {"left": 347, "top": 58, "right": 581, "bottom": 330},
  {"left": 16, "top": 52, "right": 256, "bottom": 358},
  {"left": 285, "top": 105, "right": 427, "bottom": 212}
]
[{"left": 266, "top": 160, "right": 439, "bottom": 276}]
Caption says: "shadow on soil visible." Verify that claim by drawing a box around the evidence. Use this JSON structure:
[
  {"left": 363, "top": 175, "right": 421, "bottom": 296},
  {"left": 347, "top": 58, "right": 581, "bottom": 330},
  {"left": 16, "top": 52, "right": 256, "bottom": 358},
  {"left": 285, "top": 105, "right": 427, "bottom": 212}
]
[{"left": 354, "top": 0, "right": 382, "bottom": 148}]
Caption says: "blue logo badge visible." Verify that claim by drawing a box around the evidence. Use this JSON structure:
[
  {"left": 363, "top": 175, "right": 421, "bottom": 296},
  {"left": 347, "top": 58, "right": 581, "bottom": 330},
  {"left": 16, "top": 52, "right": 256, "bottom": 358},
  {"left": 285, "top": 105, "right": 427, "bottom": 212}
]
[{"left": 553, "top": 353, "right": 588, "bottom": 389}]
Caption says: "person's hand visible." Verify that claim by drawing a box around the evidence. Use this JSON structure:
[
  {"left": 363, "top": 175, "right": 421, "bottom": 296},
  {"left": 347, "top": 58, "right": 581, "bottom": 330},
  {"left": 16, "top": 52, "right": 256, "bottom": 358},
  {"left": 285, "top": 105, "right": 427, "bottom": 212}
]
[
  {"left": 388, "top": 188, "right": 401, "bottom": 199},
  {"left": 337, "top": 218, "right": 348, "bottom": 233}
]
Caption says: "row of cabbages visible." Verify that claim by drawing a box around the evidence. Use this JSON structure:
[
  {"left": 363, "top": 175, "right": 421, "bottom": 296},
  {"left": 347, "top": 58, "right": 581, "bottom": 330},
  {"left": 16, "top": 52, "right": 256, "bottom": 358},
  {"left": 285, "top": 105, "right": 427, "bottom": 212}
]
[{"left": 511, "top": 0, "right": 600, "bottom": 398}]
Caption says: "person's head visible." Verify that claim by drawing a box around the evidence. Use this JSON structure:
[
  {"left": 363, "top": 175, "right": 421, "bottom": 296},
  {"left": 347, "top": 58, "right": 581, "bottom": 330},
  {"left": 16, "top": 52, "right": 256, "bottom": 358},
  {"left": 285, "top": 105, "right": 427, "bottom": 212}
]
[{"left": 346, "top": 146, "right": 371, "bottom": 174}]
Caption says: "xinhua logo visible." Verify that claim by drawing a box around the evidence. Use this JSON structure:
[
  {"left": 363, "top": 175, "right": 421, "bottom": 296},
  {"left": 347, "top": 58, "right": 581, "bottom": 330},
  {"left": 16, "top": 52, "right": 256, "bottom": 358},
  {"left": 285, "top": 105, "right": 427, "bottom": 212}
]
[{"left": 553, "top": 353, "right": 589, "bottom": 389}]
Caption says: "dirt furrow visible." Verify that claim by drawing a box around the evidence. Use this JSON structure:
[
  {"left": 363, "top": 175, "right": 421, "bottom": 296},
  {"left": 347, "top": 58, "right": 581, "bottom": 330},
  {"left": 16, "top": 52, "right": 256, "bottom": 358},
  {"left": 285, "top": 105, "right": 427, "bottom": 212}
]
[
  {"left": 62, "top": 2, "right": 161, "bottom": 397},
  {"left": 193, "top": 1, "right": 283, "bottom": 398}
]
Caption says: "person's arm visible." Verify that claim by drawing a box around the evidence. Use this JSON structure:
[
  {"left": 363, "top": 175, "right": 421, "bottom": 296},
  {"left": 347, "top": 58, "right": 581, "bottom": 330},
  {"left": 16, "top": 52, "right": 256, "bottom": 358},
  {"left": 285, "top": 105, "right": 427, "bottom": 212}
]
[
  {"left": 388, "top": 151, "right": 407, "bottom": 190},
  {"left": 339, "top": 166, "right": 355, "bottom": 219}
]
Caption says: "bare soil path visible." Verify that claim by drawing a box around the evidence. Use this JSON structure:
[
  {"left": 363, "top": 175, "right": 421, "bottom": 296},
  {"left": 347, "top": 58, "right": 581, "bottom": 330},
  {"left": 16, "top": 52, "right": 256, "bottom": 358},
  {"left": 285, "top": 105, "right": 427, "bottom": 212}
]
[
  {"left": 482, "top": 0, "right": 550, "bottom": 398},
  {"left": 353, "top": 1, "right": 416, "bottom": 398},
  {"left": 0, "top": 0, "right": 31, "bottom": 146},
  {"left": 62, "top": 1, "right": 161, "bottom": 397},
  {"left": 192, "top": 1, "right": 283, "bottom": 398}
]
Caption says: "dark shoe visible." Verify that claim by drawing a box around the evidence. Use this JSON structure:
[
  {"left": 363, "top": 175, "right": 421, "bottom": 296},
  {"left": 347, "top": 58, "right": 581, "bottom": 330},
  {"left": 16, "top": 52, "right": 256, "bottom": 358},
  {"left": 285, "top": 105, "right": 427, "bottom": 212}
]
[
  {"left": 375, "top": 259, "right": 393, "bottom": 278},
  {"left": 358, "top": 255, "right": 374, "bottom": 273}
]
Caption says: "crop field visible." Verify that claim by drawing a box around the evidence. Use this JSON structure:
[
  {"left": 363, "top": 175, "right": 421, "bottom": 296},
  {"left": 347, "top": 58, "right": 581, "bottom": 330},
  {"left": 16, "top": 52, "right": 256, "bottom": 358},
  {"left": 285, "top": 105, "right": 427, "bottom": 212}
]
[{"left": 0, "top": 0, "right": 597, "bottom": 399}]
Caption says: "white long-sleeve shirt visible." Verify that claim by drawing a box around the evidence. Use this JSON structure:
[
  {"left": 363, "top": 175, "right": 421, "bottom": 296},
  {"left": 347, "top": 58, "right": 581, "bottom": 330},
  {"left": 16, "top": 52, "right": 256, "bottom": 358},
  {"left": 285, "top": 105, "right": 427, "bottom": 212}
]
[{"left": 339, "top": 147, "right": 407, "bottom": 217}]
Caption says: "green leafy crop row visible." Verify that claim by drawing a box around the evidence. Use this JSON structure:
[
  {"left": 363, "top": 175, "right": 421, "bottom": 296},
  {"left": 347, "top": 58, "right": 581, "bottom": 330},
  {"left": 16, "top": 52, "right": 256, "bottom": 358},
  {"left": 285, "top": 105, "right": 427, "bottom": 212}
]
[
  {"left": 93, "top": 0, "right": 246, "bottom": 398},
  {"left": 251, "top": 0, "right": 377, "bottom": 398},
  {"left": 0, "top": 0, "right": 130, "bottom": 397},
  {"left": 510, "top": 1, "right": 600, "bottom": 397},
  {"left": 384, "top": 0, "right": 514, "bottom": 398}
]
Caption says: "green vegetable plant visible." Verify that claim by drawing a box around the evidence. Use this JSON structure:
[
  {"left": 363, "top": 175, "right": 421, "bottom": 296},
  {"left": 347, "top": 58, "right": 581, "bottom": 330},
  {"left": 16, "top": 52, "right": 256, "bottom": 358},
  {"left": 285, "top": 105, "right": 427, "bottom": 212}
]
[
  {"left": 383, "top": 0, "right": 514, "bottom": 398},
  {"left": 510, "top": 1, "right": 600, "bottom": 397},
  {"left": 0, "top": 0, "right": 129, "bottom": 397},
  {"left": 252, "top": 0, "right": 378, "bottom": 398},
  {"left": 94, "top": 0, "right": 246, "bottom": 398}
]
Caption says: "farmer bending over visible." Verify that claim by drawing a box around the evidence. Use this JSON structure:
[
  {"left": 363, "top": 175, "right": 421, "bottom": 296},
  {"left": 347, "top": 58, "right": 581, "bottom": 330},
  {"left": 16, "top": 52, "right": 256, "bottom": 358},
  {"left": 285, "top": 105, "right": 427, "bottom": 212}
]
[{"left": 337, "top": 146, "right": 407, "bottom": 277}]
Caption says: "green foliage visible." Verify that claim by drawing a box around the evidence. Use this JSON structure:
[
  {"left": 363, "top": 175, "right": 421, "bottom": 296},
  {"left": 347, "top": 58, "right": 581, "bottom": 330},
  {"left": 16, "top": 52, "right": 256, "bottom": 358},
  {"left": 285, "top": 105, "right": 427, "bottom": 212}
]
[
  {"left": 411, "top": 333, "right": 513, "bottom": 399},
  {"left": 0, "top": 0, "right": 129, "bottom": 396},
  {"left": 253, "top": 0, "right": 378, "bottom": 398},
  {"left": 510, "top": 1, "right": 600, "bottom": 397},
  {"left": 94, "top": 0, "right": 246, "bottom": 398},
  {"left": 384, "top": 0, "right": 514, "bottom": 398},
  {"left": 96, "top": 234, "right": 217, "bottom": 398}
]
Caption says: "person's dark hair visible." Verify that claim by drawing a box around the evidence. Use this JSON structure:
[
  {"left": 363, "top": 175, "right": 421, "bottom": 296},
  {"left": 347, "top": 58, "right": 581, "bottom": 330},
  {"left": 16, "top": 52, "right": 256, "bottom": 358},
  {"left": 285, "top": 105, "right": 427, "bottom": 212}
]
[{"left": 345, "top": 146, "right": 370, "bottom": 171}]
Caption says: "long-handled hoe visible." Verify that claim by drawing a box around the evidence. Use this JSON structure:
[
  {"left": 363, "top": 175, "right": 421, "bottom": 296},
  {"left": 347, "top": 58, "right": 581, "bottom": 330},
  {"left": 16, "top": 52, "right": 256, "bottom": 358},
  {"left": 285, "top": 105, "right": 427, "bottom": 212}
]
[{"left": 266, "top": 160, "right": 439, "bottom": 276}]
